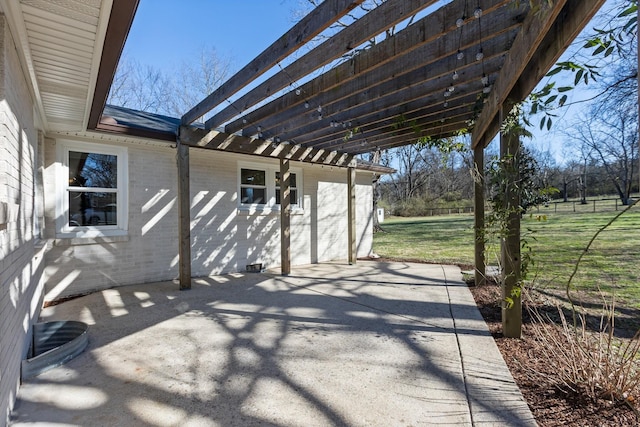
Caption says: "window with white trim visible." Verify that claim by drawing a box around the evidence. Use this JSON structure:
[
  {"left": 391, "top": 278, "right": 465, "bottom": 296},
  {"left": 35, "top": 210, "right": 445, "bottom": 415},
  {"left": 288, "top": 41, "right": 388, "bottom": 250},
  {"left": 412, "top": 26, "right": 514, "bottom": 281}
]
[
  {"left": 238, "top": 162, "right": 302, "bottom": 211},
  {"left": 57, "top": 140, "right": 128, "bottom": 237}
]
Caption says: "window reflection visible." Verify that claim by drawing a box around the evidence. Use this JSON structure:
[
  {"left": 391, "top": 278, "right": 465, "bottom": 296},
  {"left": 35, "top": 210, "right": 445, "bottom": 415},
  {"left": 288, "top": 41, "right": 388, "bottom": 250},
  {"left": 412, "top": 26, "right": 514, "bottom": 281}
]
[
  {"left": 68, "top": 151, "right": 117, "bottom": 188},
  {"left": 68, "top": 192, "right": 117, "bottom": 226}
]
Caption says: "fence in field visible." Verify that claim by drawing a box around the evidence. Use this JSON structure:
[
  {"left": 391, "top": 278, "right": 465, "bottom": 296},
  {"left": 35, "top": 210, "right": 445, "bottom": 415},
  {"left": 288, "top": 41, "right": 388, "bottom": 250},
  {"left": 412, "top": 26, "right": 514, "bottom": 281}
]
[{"left": 418, "top": 197, "right": 637, "bottom": 217}]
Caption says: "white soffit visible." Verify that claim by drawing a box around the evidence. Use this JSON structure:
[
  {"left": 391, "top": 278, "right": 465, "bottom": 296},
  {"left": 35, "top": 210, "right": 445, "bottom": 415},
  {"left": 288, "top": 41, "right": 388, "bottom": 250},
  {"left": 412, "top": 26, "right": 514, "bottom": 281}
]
[{"left": 2, "top": 0, "right": 112, "bottom": 132}]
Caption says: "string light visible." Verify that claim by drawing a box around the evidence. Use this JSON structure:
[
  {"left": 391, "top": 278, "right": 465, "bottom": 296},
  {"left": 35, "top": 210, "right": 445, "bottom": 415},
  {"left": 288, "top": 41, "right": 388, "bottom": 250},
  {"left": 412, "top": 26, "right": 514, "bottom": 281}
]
[
  {"left": 304, "top": 101, "right": 309, "bottom": 109},
  {"left": 476, "top": 49, "right": 484, "bottom": 61},
  {"left": 481, "top": 74, "right": 489, "bottom": 85},
  {"left": 457, "top": 50, "right": 464, "bottom": 60},
  {"left": 474, "top": 7, "right": 483, "bottom": 18},
  {"left": 456, "top": 17, "right": 465, "bottom": 27},
  {"left": 295, "top": 89, "right": 301, "bottom": 96},
  {"left": 452, "top": 71, "right": 459, "bottom": 80}
]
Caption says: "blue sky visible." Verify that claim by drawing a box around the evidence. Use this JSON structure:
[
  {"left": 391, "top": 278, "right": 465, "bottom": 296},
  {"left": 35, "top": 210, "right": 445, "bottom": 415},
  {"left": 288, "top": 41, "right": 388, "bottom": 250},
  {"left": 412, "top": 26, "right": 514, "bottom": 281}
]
[{"left": 124, "top": 1, "right": 300, "bottom": 75}]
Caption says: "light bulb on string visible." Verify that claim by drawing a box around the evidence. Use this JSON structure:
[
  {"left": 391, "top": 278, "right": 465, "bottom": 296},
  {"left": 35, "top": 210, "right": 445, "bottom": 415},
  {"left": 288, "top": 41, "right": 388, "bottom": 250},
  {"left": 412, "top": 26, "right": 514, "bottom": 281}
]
[
  {"left": 317, "top": 105, "right": 322, "bottom": 113},
  {"left": 444, "top": 90, "right": 451, "bottom": 98},
  {"left": 456, "top": 17, "right": 465, "bottom": 27},
  {"left": 295, "top": 89, "right": 301, "bottom": 96},
  {"left": 474, "top": 7, "right": 483, "bottom": 18},
  {"left": 448, "top": 85, "right": 455, "bottom": 93},
  {"left": 481, "top": 74, "right": 489, "bottom": 85},
  {"left": 452, "top": 71, "right": 459, "bottom": 80},
  {"left": 304, "top": 101, "right": 309, "bottom": 109},
  {"left": 444, "top": 101, "right": 449, "bottom": 108},
  {"left": 476, "top": 49, "right": 484, "bottom": 61},
  {"left": 483, "top": 85, "right": 491, "bottom": 94},
  {"left": 457, "top": 50, "right": 464, "bottom": 60}
]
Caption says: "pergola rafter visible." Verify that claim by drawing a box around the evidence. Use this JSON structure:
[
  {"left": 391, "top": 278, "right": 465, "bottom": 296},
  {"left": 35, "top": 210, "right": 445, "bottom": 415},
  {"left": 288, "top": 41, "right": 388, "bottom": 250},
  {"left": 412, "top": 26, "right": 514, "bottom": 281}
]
[{"left": 99, "top": 0, "right": 605, "bottom": 335}]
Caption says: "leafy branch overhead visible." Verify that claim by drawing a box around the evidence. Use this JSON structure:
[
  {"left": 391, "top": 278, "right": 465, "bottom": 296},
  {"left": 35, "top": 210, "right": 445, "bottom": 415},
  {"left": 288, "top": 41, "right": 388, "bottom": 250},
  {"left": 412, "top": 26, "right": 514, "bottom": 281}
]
[{"left": 527, "top": 0, "right": 638, "bottom": 129}]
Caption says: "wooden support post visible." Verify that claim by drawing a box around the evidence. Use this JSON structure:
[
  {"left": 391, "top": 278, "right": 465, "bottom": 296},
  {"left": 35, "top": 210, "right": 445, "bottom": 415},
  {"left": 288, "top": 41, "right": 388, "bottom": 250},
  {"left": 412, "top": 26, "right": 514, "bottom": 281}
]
[
  {"left": 177, "top": 141, "right": 191, "bottom": 290},
  {"left": 347, "top": 167, "right": 357, "bottom": 264},
  {"left": 473, "top": 144, "right": 486, "bottom": 287},
  {"left": 280, "top": 159, "right": 291, "bottom": 275},
  {"left": 500, "top": 105, "right": 522, "bottom": 338}
]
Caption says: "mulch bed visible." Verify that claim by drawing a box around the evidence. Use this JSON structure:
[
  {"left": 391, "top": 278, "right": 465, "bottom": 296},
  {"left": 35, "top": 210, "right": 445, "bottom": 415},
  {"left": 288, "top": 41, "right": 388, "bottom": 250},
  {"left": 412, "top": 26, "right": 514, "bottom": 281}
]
[{"left": 468, "top": 280, "right": 640, "bottom": 426}]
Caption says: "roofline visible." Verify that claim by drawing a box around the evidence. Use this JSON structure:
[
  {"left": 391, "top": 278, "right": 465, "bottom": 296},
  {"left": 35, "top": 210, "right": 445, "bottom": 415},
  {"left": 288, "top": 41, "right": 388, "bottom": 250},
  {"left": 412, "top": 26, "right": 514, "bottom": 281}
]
[
  {"left": 95, "top": 122, "right": 177, "bottom": 142},
  {"left": 87, "top": 0, "right": 140, "bottom": 130}
]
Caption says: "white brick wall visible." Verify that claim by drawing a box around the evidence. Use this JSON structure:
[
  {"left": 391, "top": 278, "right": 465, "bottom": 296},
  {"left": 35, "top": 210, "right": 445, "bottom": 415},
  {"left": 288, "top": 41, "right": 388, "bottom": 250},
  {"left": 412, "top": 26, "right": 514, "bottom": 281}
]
[
  {"left": 43, "top": 146, "right": 374, "bottom": 299},
  {"left": 0, "top": 17, "right": 45, "bottom": 426}
]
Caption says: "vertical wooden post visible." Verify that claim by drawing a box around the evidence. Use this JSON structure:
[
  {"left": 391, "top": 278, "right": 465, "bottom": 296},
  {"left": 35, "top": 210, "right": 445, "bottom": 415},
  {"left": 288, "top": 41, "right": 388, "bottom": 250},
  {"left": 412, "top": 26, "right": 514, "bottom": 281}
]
[
  {"left": 280, "top": 159, "right": 291, "bottom": 275},
  {"left": 347, "top": 167, "right": 356, "bottom": 264},
  {"left": 177, "top": 141, "right": 191, "bottom": 290},
  {"left": 473, "top": 143, "right": 486, "bottom": 287},
  {"left": 500, "top": 105, "right": 522, "bottom": 338}
]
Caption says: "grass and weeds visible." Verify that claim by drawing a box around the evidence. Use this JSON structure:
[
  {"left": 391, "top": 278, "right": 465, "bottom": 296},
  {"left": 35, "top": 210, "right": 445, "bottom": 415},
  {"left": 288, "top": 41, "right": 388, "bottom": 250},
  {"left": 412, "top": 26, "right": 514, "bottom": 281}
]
[
  {"left": 373, "top": 207, "right": 640, "bottom": 309},
  {"left": 375, "top": 206, "right": 640, "bottom": 424}
]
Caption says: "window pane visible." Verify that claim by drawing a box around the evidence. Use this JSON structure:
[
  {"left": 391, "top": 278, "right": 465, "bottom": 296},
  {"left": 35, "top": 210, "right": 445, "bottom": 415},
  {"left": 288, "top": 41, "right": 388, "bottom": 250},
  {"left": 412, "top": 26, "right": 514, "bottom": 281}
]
[
  {"left": 241, "top": 188, "right": 266, "bottom": 204},
  {"left": 69, "top": 151, "right": 117, "bottom": 188},
  {"left": 68, "top": 192, "right": 117, "bottom": 226},
  {"left": 275, "top": 172, "right": 296, "bottom": 187},
  {"left": 241, "top": 169, "right": 265, "bottom": 186}
]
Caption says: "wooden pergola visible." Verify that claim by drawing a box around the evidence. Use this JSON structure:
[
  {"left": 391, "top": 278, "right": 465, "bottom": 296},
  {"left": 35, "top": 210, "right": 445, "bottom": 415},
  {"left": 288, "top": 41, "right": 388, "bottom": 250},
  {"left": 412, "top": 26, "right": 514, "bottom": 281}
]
[{"left": 90, "top": 0, "right": 605, "bottom": 337}]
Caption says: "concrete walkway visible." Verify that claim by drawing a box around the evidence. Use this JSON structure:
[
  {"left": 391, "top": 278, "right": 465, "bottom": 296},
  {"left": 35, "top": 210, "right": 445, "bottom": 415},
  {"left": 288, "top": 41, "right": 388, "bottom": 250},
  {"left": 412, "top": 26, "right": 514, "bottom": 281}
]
[{"left": 11, "top": 261, "right": 536, "bottom": 426}]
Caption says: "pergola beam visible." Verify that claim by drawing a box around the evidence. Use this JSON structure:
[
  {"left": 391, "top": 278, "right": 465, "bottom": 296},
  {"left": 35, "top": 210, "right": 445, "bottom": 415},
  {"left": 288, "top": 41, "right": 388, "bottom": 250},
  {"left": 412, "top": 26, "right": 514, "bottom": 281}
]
[
  {"left": 472, "top": 0, "right": 606, "bottom": 148},
  {"left": 280, "top": 159, "right": 292, "bottom": 275},
  {"left": 205, "top": 0, "right": 438, "bottom": 130},
  {"left": 273, "top": 45, "right": 510, "bottom": 145},
  {"left": 181, "top": 0, "right": 366, "bottom": 125},
  {"left": 179, "top": 125, "right": 356, "bottom": 167},
  {"left": 225, "top": 0, "right": 516, "bottom": 136},
  {"left": 295, "top": 53, "right": 509, "bottom": 149},
  {"left": 177, "top": 141, "right": 191, "bottom": 290}
]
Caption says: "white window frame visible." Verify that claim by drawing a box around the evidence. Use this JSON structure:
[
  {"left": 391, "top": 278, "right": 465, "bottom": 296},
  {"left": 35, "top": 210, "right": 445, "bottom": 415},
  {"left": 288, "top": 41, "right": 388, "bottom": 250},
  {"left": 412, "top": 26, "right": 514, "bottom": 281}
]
[
  {"left": 238, "top": 161, "right": 303, "bottom": 214},
  {"left": 56, "top": 140, "right": 128, "bottom": 238}
]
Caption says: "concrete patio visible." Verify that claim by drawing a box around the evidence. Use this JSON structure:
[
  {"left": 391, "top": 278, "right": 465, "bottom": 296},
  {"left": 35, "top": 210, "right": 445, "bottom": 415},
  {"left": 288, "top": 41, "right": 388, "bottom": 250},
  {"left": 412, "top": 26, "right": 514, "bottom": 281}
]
[{"left": 11, "top": 261, "right": 536, "bottom": 426}]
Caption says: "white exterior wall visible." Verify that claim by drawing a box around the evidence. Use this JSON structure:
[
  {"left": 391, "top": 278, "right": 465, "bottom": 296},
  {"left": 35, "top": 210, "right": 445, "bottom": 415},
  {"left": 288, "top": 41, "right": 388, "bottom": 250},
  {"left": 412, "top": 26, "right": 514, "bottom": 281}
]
[
  {"left": 43, "top": 144, "right": 375, "bottom": 300},
  {"left": 0, "top": 17, "right": 45, "bottom": 426}
]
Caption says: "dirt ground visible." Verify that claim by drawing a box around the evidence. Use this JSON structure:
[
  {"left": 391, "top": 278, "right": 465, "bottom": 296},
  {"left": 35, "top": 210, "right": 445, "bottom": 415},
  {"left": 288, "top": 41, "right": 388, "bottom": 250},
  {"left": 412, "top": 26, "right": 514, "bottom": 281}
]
[{"left": 468, "top": 280, "right": 640, "bottom": 426}]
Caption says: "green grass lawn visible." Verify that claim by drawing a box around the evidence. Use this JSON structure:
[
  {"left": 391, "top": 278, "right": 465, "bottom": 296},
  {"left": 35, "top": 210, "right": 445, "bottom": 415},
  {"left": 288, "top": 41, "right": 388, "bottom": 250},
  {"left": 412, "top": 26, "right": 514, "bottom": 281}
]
[{"left": 373, "top": 207, "right": 640, "bottom": 307}]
